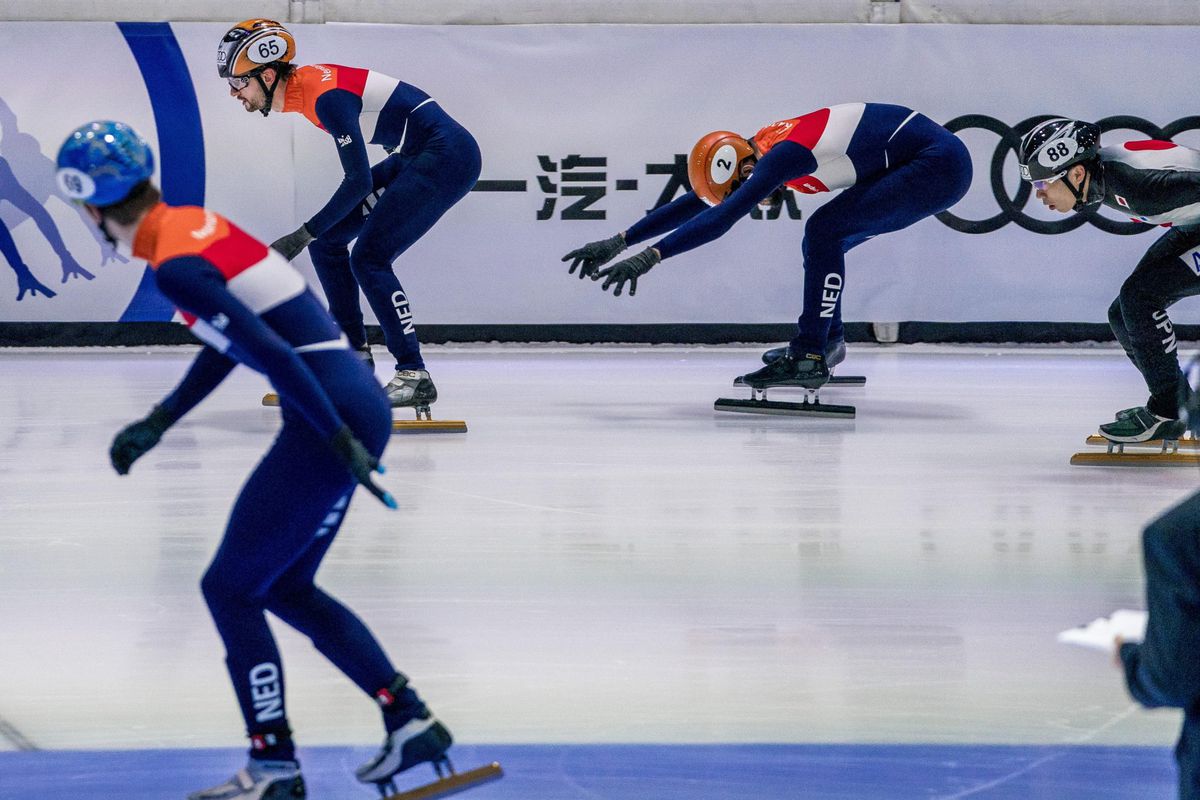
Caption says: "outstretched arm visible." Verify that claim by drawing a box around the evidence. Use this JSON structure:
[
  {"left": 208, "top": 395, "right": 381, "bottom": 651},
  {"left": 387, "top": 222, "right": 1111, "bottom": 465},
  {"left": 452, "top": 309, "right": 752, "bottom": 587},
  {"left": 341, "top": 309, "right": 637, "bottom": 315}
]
[
  {"left": 562, "top": 192, "right": 709, "bottom": 279},
  {"left": 301, "top": 91, "right": 373, "bottom": 240},
  {"left": 624, "top": 191, "right": 709, "bottom": 246},
  {"left": 651, "top": 141, "right": 815, "bottom": 260}
]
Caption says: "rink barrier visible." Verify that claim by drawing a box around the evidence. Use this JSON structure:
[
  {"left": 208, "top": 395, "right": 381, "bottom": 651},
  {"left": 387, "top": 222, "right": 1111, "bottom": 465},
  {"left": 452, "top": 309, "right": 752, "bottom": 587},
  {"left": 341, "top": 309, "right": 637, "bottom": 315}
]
[{"left": 3, "top": 321, "right": 1199, "bottom": 347}]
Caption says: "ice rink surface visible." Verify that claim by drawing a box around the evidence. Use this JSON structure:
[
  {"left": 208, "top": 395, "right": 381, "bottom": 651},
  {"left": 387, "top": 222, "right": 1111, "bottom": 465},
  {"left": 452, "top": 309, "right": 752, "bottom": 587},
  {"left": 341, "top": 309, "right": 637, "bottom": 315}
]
[{"left": 0, "top": 342, "right": 1195, "bottom": 798}]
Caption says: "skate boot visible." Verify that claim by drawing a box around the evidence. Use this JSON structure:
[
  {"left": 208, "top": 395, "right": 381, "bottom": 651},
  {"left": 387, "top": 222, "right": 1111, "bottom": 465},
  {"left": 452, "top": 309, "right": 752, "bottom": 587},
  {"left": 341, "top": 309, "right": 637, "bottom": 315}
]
[
  {"left": 187, "top": 759, "right": 304, "bottom": 800},
  {"left": 762, "top": 338, "right": 845, "bottom": 369},
  {"left": 1098, "top": 406, "right": 1186, "bottom": 443},
  {"left": 356, "top": 711, "right": 454, "bottom": 791},
  {"left": 385, "top": 370, "right": 438, "bottom": 412},
  {"left": 736, "top": 351, "right": 829, "bottom": 390}
]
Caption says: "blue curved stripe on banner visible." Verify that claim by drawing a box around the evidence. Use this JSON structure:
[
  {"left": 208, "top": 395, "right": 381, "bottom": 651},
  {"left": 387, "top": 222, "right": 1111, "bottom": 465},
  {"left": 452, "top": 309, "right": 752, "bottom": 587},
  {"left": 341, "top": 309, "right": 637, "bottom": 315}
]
[{"left": 116, "top": 21, "right": 205, "bottom": 322}]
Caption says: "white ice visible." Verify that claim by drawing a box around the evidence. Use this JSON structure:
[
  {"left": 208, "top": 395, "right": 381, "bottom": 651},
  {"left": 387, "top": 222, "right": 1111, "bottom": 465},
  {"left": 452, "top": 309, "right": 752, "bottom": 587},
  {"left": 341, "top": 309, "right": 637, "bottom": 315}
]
[{"left": 0, "top": 343, "right": 1191, "bottom": 751}]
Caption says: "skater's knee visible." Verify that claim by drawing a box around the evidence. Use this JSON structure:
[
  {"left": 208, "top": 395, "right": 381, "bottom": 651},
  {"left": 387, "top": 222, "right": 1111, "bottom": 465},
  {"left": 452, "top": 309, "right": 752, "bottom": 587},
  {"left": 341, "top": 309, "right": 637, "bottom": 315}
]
[
  {"left": 1118, "top": 277, "right": 1156, "bottom": 311},
  {"left": 201, "top": 564, "right": 266, "bottom": 611},
  {"left": 349, "top": 250, "right": 394, "bottom": 285},
  {"left": 307, "top": 237, "right": 339, "bottom": 258},
  {"left": 264, "top": 580, "right": 320, "bottom": 618},
  {"left": 802, "top": 208, "right": 849, "bottom": 248},
  {"left": 199, "top": 566, "right": 235, "bottom": 609},
  {"left": 1107, "top": 297, "right": 1125, "bottom": 329}
]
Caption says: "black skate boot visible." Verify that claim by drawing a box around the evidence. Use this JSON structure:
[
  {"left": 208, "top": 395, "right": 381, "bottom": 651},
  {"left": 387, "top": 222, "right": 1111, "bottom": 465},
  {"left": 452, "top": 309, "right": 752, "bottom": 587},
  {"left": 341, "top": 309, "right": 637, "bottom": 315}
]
[
  {"left": 736, "top": 351, "right": 829, "bottom": 390},
  {"left": 1098, "top": 406, "right": 1186, "bottom": 443},
  {"left": 356, "top": 344, "right": 375, "bottom": 370},
  {"left": 356, "top": 712, "right": 454, "bottom": 787},
  {"left": 761, "top": 338, "right": 845, "bottom": 369}
]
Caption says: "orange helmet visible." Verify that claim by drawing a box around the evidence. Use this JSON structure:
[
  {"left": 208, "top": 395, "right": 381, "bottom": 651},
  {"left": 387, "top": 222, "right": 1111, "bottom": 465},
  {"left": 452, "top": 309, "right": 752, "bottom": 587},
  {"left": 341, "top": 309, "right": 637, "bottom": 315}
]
[
  {"left": 688, "top": 130, "right": 755, "bottom": 206},
  {"left": 217, "top": 19, "right": 296, "bottom": 80}
]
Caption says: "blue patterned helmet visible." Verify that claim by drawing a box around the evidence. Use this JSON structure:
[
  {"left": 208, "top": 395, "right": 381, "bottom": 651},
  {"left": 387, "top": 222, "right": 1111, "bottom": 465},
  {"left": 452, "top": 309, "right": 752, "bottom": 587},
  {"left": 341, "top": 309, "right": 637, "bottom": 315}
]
[{"left": 55, "top": 121, "right": 155, "bottom": 207}]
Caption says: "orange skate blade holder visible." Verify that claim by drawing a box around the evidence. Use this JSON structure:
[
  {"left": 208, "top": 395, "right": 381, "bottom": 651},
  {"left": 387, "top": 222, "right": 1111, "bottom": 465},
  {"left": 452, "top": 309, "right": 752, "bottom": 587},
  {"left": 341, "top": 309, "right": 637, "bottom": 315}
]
[
  {"left": 383, "top": 762, "right": 503, "bottom": 800},
  {"left": 261, "top": 393, "right": 467, "bottom": 434}
]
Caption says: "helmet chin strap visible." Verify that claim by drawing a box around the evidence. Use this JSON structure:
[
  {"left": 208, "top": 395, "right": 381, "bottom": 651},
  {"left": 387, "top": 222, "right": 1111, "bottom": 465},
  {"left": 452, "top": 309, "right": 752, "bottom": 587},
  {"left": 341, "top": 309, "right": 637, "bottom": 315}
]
[
  {"left": 95, "top": 212, "right": 132, "bottom": 259},
  {"left": 1067, "top": 163, "right": 1104, "bottom": 211},
  {"left": 253, "top": 71, "right": 278, "bottom": 117}
]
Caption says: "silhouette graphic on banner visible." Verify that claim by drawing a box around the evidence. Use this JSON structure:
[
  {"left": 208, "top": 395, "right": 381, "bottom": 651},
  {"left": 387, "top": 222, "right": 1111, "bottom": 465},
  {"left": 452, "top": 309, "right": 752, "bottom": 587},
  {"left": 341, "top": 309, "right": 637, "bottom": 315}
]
[{"left": 0, "top": 95, "right": 121, "bottom": 301}]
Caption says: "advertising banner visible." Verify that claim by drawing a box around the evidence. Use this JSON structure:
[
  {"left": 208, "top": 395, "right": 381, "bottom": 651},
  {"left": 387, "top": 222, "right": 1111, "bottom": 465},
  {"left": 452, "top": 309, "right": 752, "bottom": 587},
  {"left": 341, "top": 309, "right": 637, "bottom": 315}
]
[{"left": 0, "top": 22, "right": 1196, "bottom": 329}]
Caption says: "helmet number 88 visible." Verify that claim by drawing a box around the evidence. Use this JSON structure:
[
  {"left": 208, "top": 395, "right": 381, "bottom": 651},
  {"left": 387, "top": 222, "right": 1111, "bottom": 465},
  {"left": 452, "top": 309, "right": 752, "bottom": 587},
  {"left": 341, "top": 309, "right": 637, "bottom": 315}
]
[{"left": 1046, "top": 142, "right": 1071, "bottom": 162}]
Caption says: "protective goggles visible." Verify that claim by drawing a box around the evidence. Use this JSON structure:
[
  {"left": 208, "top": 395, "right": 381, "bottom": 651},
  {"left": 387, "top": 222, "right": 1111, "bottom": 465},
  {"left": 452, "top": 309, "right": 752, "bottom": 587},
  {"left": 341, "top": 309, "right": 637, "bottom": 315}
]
[
  {"left": 226, "top": 75, "right": 252, "bottom": 90},
  {"left": 1031, "top": 173, "right": 1065, "bottom": 192}
]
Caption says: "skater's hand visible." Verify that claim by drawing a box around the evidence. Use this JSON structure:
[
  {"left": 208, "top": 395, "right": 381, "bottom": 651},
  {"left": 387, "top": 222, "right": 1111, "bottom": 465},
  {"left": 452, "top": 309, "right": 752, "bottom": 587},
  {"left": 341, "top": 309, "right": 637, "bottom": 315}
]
[
  {"left": 594, "top": 247, "right": 660, "bottom": 297},
  {"left": 562, "top": 233, "right": 626, "bottom": 279},
  {"left": 330, "top": 425, "right": 398, "bottom": 509},
  {"left": 270, "top": 225, "right": 314, "bottom": 261},
  {"left": 110, "top": 406, "right": 175, "bottom": 475}
]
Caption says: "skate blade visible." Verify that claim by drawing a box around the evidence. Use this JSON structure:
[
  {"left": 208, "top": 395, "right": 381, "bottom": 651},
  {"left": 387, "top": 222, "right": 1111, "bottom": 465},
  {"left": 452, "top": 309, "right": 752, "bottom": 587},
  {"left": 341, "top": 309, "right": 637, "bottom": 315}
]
[
  {"left": 714, "top": 397, "right": 856, "bottom": 419},
  {"left": 383, "top": 762, "right": 503, "bottom": 800},
  {"left": 1083, "top": 434, "right": 1200, "bottom": 449},
  {"left": 393, "top": 419, "right": 467, "bottom": 434},
  {"left": 262, "top": 393, "right": 280, "bottom": 407},
  {"left": 732, "top": 377, "right": 829, "bottom": 391},
  {"left": 1070, "top": 451, "right": 1200, "bottom": 466},
  {"left": 828, "top": 374, "right": 866, "bottom": 387}
]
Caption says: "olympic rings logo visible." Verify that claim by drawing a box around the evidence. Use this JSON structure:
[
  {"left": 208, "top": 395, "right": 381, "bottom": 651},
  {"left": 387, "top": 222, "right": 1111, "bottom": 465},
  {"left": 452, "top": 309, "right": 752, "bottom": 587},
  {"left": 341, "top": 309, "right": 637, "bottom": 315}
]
[{"left": 936, "top": 114, "right": 1200, "bottom": 235}]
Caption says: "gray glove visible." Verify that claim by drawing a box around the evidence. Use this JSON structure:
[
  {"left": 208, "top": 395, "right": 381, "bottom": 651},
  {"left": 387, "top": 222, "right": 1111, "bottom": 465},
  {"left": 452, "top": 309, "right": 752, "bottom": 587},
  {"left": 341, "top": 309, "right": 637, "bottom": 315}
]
[
  {"left": 562, "top": 232, "right": 627, "bottom": 279},
  {"left": 594, "top": 247, "right": 660, "bottom": 297},
  {"left": 270, "top": 225, "right": 314, "bottom": 261}
]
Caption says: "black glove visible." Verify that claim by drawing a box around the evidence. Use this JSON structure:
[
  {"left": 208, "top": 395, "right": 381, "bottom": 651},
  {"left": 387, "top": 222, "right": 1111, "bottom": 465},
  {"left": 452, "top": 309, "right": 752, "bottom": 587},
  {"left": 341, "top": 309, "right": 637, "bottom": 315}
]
[
  {"left": 330, "top": 425, "right": 397, "bottom": 509},
  {"left": 562, "top": 232, "right": 627, "bottom": 279},
  {"left": 270, "top": 224, "right": 314, "bottom": 261},
  {"left": 110, "top": 405, "right": 176, "bottom": 475},
  {"left": 594, "top": 247, "right": 660, "bottom": 297}
]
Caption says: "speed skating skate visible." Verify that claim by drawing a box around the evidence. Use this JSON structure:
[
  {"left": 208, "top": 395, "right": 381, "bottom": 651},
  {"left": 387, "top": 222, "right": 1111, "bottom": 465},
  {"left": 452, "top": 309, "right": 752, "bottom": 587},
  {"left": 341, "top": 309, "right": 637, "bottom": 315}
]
[
  {"left": 761, "top": 339, "right": 865, "bottom": 386},
  {"left": 385, "top": 369, "right": 467, "bottom": 434},
  {"left": 261, "top": 366, "right": 467, "bottom": 434},
  {"left": 356, "top": 714, "right": 501, "bottom": 800},
  {"left": 1070, "top": 434, "right": 1200, "bottom": 466},
  {"left": 715, "top": 351, "right": 855, "bottom": 419},
  {"left": 1070, "top": 407, "right": 1196, "bottom": 466}
]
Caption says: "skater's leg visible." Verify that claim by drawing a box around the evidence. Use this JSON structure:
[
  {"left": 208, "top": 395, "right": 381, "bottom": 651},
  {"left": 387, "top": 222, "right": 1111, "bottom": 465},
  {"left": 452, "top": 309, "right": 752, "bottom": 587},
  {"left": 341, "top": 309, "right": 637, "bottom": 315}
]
[
  {"left": 306, "top": 154, "right": 416, "bottom": 353},
  {"left": 308, "top": 235, "right": 368, "bottom": 352},
  {"left": 264, "top": 512, "right": 418, "bottom": 709},
  {"left": 350, "top": 132, "right": 481, "bottom": 374},
  {"left": 1108, "top": 296, "right": 1141, "bottom": 372},
  {"left": 199, "top": 420, "right": 369, "bottom": 758},
  {"left": 790, "top": 134, "right": 971, "bottom": 356},
  {"left": 1114, "top": 225, "right": 1200, "bottom": 417},
  {"left": 1120, "top": 489, "right": 1200, "bottom": 709}
]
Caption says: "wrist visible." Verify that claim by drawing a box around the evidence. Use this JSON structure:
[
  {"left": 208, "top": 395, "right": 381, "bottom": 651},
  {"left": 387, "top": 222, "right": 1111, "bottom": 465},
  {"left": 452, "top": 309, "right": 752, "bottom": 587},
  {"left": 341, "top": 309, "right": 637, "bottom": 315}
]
[{"left": 147, "top": 404, "right": 177, "bottom": 432}]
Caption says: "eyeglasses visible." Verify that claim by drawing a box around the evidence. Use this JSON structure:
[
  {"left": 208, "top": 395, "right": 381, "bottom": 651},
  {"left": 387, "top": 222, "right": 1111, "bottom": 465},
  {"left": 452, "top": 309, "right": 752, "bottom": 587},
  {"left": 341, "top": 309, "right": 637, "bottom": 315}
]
[
  {"left": 1031, "top": 173, "right": 1065, "bottom": 192},
  {"left": 227, "top": 75, "right": 251, "bottom": 91}
]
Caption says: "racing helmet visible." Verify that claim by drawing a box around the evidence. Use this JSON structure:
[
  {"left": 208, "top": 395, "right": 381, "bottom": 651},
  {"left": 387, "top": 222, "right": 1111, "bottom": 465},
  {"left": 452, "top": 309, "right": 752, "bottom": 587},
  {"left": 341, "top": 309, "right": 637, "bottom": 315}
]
[
  {"left": 688, "top": 130, "right": 756, "bottom": 206},
  {"left": 1018, "top": 118, "right": 1101, "bottom": 183},
  {"left": 55, "top": 121, "right": 155, "bottom": 207},
  {"left": 218, "top": 18, "right": 296, "bottom": 80}
]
